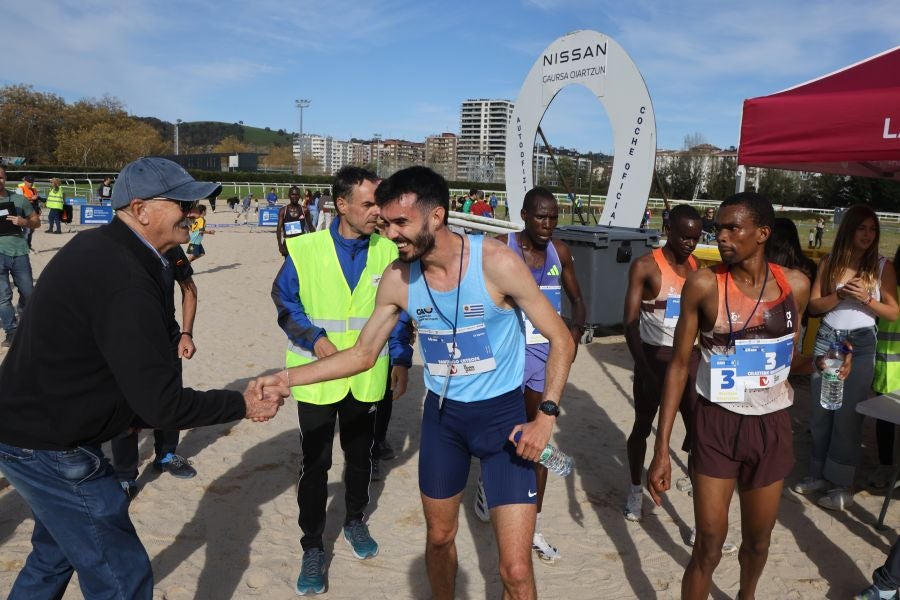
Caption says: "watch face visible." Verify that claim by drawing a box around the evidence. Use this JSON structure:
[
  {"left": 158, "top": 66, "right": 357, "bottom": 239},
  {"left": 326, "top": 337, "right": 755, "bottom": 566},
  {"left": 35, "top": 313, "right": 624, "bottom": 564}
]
[{"left": 540, "top": 401, "right": 559, "bottom": 416}]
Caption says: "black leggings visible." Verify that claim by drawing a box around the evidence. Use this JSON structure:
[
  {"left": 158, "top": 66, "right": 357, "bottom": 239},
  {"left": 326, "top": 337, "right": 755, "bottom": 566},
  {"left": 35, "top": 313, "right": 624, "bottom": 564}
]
[{"left": 296, "top": 393, "right": 377, "bottom": 551}]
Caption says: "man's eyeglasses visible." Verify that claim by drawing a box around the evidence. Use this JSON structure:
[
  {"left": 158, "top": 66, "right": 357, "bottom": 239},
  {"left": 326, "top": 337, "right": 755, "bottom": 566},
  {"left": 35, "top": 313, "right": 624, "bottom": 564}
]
[{"left": 146, "top": 197, "right": 199, "bottom": 212}]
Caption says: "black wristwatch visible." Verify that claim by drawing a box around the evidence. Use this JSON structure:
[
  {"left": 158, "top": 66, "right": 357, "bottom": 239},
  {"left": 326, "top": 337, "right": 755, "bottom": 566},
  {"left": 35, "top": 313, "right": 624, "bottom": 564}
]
[{"left": 538, "top": 400, "right": 560, "bottom": 417}]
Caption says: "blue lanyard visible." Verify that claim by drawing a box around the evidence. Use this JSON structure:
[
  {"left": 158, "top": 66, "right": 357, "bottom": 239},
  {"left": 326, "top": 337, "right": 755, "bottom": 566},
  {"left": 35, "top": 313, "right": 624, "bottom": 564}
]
[{"left": 422, "top": 233, "right": 464, "bottom": 407}]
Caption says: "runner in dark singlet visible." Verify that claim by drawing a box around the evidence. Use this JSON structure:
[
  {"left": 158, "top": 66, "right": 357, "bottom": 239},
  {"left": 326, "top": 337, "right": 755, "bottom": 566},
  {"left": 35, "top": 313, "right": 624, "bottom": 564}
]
[{"left": 277, "top": 186, "right": 314, "bottom": 256}]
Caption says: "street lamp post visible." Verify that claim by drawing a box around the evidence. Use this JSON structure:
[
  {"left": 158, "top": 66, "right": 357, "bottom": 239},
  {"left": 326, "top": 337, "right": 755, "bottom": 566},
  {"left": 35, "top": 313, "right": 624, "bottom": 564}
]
[
  {"left": 174, "top": 119, "right": 182, "bottom": 155},
  {"left": 372, "top": 133, "right": 382, "bottom": 176},
  {"left": 295, "top": 99, "right": 311, "bottom": 176}
]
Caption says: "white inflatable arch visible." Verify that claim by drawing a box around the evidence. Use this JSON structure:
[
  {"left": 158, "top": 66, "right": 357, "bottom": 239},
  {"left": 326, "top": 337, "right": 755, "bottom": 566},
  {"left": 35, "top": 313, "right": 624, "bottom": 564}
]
[{"left": 505, "top": 30, "right": 656, "bottom": 228}]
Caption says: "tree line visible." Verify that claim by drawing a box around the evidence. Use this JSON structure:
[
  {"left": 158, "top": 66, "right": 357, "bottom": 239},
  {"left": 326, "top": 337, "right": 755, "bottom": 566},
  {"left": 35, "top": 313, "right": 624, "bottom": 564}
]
[
  {"left": 2, "top": 85, "right": 898, "bottom": 209},
  {"left": 0, "top": 85, "right": 294, "bottom": 170}
]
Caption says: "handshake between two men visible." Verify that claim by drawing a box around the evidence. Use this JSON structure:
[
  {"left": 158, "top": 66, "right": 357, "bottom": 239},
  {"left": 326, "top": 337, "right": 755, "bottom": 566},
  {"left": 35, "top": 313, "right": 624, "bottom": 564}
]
[{"left": 242, "top": 371, "right": 293, "bottom": 422}]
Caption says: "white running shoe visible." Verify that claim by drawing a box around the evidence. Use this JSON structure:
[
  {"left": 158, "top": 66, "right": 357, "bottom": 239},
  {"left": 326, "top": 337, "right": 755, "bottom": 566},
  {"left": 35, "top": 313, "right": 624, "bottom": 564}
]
[
  {"left": 473, "top": 478, "right": 491, "bottom": 523},
  {"left": 532, "top": 532, "right": 561, "bottom": 564},
  {"left": 792, "top": 476, "right": 828, "bottom": 495},
  {"left": 676, "top": 476, "right": 693, "bottom": 495},
  {"left": 688, "top": 528, "right": 738, "bottom": 555},
  {"left": 624, "top": 488, "right": 643, "bottom": 522},
  {"left": 817, "top": 487, "right": 854, "bottom": 511}
]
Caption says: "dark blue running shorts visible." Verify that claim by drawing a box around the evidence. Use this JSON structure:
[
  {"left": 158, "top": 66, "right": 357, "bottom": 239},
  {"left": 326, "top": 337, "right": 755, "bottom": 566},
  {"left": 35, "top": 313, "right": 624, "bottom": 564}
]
[{"left": 419, "top": 387, "right": 536, "bottom": 508}]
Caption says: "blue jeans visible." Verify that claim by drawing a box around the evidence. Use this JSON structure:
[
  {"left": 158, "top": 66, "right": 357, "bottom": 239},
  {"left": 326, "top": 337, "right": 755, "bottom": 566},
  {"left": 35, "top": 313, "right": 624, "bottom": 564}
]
[
  {"left": 47, "top": 208, "right": 62, "bottom": 232},
  {"left": 0, "top": 442, "right": 153, "bottom": 599},
  {"left": 808, "top": 321, "right": 877, "bottom": 486},
  {"left": 0, "top": 253, "right": 34, "bottom": 337}
]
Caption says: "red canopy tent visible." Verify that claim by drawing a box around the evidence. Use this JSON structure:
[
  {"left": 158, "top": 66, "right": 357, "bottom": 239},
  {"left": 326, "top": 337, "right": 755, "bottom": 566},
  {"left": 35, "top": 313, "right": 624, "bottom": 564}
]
[{"left": 738, "top": 47, "right": 900, "bottom": 180}]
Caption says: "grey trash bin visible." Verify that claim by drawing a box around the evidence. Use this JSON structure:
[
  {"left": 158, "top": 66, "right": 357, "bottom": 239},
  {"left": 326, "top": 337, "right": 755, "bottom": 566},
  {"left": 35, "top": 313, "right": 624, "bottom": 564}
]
[{"left": 555, "top": 225, "right": 660, "bottom": 339}]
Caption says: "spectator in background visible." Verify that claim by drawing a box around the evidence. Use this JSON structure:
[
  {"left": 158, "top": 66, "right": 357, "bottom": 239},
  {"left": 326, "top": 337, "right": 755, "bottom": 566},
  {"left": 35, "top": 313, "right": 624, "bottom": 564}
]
[
  {"left": 793, "top": 205, "right": 899, "bottom": 510},
  {"left": 45, "top": 178, "right": 65, "bottom": 234},
  {"left": 0, "top": 166, "right": 39, "bottom": 347},
  {"left": 187, "top": 204, "right": 214, "bottom": 263},
  {"left": 867, "top": 245, "right": 900, "bottom": 492},
  {"left": 489, "top": 192, "right": 498, "bottom": 218},
  {"left": 470, "top": 190, "right": 493, "bottom": 218},
  {"left": 766, "top": 218, "right": 818, "bottom": 285},
  {"left": 316, "top": 193, "right": 335, "bottom": 232},
  {"left": 309, "top": 190, "right": 322, "bottom": 227},
  {"left": 462, "top": 189, "right": 476, "bottom": 213},
  {"left": 235, "top": 193, "right": 253, "bottom": 225},
  {"left": 266, "top": 187, "right": 278, "bottom": 207},
  {"left": 17, "top": 175, "right": 41, "bottom": 251},
  {"left": 97, "top": 176, "right": 113, "bottom": 203},
  {"left": 815, "top": 217, "right": 826, "bottom": 249},
  {"left": 208, "top": 194, "right": 217, "bottom": 212},
  {"left": 700, "top": 206, "right": 716, "bottom": 243}
]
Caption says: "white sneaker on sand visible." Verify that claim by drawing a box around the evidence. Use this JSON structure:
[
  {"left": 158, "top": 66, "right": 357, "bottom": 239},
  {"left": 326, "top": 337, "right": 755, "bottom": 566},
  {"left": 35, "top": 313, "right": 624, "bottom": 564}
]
[
  {"left": 473, "top": 478, "right": 490, "bottom": 523},
  {"left": 688, "top": 527, "right": 738, "bottom": 555},
  {"left": 817, "top": 487, "right": 854, "bottom": 511},
  {"left": 792, "top": 476, "right": 828, "bottom": 495},
  {"left": 532, "top": 532, "right": 561, "bottom": 564},
  {"left": 624, "top": 487, "right": 643, "bottom": 522},
  {"left": 676, "top": 476, "right": 693, "bottom": 496}
]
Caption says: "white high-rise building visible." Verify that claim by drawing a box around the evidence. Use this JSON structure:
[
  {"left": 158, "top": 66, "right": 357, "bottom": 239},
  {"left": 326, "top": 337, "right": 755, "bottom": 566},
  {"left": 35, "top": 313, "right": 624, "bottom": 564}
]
[
  {"left": 457, "top": 99, "right": 514, "bottom": 182},
  {"left": 293, "top": 134, "right": 357, "bottom": 175}
]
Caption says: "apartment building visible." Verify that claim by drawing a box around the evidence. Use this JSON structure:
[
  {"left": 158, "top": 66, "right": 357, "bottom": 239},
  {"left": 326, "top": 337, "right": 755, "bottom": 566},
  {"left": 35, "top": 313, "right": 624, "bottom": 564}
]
[
  {"left": 425, "top": 133, "right": 458, "bottom": 181},
  {"left": 457, "top": 99, "right": 514, "bottom": 182}
]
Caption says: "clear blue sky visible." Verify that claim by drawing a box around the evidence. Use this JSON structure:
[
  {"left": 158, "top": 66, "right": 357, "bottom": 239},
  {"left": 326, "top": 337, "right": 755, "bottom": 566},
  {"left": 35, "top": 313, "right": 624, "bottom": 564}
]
[{"left": 7, "top": 0, "right": 899, "bottom": 154}]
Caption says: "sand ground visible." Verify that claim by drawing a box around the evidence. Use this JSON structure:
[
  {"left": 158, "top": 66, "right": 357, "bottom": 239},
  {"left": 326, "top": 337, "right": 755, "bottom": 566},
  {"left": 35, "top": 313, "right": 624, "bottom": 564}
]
[{"left": 0, "top": 206, "right": 897, "bottom": 599}]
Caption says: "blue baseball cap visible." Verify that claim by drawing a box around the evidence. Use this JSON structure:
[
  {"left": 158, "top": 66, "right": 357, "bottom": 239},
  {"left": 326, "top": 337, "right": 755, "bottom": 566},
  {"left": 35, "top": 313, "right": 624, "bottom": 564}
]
[{"left": 111, "top": 157, "right": 222, "bottom": 210}]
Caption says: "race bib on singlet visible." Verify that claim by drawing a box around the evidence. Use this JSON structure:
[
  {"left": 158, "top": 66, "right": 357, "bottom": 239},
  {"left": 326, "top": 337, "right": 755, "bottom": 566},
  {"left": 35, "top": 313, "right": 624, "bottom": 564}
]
[
  {"left": 420, "top": 323, "right": 496, "bottom": 376},
  {"left": 523, "top": 285, "right": 561, "bottom": 345},
  {"left": 663, "top": 294, "right": 682, "bottom": 328},
  {"left": 709, "top": 333, "right": 793, "bottom": 403},
  {"left": 284, "top": 220, "right": 303, "bottom": 236}
]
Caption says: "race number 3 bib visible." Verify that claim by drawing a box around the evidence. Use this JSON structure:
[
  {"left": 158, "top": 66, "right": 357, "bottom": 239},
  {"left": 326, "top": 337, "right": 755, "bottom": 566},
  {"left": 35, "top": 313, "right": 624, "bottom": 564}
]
[
  {"left": 284, "top": 220, "right": 304, "bottom": 236},
  {"left": 663, "top": 294, "right": 682, "bottom": 328},
  {"left": 523, "top": 285, "right": 561, "bottom": 345},
  {"left": 709, "top": 333, "right": 793, "bottom": 403},
  {"left": 420, "top": 323, "right": 497, "bottom": 376}
]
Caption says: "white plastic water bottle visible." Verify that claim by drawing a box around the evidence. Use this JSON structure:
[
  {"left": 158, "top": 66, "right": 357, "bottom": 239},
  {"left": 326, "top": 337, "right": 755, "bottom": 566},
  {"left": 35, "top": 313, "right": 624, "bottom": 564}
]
[
  {"left": 514, "top": 432, "right": 574, "bottom": 477},
  {"left": 819, "top": 342, "right": 845, "bottom": 410}
]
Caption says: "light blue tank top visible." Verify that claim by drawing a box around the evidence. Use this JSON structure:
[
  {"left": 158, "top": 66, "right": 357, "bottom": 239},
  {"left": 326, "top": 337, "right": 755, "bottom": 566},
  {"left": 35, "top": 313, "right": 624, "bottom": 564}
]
[{"left": 408, "top": 234, "right": 525, "bottom": 401}]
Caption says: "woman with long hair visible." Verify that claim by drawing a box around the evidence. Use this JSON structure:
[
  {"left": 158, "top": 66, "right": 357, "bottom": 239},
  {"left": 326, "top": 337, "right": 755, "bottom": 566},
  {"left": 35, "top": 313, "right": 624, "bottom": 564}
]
[
  {"left": 766, "top": 217, "right": 817, "bottom": 283},
  {"left": 792, "top": 205, "right": 899, "bottom": 510}
]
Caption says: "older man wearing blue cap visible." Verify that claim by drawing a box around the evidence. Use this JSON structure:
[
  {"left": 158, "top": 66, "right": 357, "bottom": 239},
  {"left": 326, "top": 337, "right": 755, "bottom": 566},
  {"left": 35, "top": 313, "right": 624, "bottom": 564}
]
[{"left": 0, "top": 157, "right": 290, "bottom": 600}]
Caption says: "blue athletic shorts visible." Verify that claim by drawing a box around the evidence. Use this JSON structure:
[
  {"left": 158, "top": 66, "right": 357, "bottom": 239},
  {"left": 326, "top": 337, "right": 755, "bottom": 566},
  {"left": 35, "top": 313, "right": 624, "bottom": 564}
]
[
  {"left": 523, "top": 351, "right": 546, "bottom": 393},
  {"left": 419, "top": 387, "right": 536, "bottom": 508}
]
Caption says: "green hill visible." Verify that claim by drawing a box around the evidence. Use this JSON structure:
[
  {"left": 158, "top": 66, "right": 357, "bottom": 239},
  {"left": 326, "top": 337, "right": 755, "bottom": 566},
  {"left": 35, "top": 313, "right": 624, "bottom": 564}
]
[{"left": 134, "top": 118, "right": 295, "bottom": 149}]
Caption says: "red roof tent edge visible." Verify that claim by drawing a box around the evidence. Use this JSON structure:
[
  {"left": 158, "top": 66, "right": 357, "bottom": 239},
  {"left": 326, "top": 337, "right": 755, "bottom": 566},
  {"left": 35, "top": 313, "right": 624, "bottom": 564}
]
[{"left": 737, "top": 46, "right": 900, "bottom": 180}]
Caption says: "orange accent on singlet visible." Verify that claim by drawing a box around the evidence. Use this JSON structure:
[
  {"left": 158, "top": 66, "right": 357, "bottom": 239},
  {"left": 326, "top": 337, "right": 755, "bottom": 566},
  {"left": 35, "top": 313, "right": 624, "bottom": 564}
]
[
  {"left": 639, "top": 248, "right": 700, "bottom": 347},
  {"left": 697, "top": 263, "right": 799, "bottom": 415}
]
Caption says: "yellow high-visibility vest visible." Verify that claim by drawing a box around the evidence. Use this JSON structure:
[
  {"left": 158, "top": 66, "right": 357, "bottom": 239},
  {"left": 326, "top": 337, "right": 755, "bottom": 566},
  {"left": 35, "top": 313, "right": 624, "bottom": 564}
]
[
  {"left": 46, "top": 187, "right": 64, "bottom": 211},
  {"left": 285, "top": 229, "right": 397, "bottom": 404},
  {"left": 874, "top": 285, "right": 900, "bottom": 394}
]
